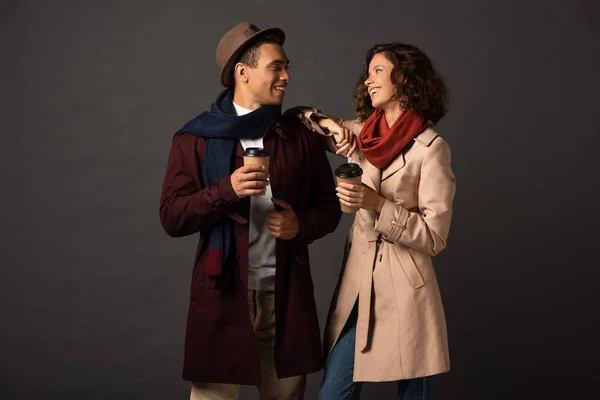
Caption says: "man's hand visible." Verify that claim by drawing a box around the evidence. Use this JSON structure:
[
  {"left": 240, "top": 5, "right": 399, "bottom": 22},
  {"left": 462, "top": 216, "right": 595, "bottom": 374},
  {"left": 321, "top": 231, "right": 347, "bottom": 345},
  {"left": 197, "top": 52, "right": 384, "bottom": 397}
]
[
  {"left": 319, "top": 118, "right": 357, "bottom": 157},
  {"left": 231, "top": 164, "right": 269, "bottom": 199},
  {"left": 267, "top": 198, "right": 300, "bottom": 240}
]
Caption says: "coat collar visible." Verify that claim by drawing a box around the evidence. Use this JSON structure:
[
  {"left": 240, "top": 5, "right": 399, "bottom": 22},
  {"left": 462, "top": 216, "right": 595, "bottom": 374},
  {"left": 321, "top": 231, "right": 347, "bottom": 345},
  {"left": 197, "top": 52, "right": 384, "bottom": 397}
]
[
  {"left": 382, "top": 124, "right": 438, "bottom": 181},
  {"left": 414, "top": 122, "right": 438, "bottom": 146},
  {"left": 234, "top": 119, "right": 293, "bottom": 158},
  {"left": 351, "top": 123, "right": 438, "bottom": 183}
]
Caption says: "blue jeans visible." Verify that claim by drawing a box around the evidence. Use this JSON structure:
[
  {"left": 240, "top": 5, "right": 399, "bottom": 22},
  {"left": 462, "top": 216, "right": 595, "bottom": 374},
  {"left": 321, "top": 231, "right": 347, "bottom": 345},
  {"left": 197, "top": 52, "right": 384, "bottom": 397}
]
[{"left": 318, "top": 307, "right": 437, "bottom": 400}]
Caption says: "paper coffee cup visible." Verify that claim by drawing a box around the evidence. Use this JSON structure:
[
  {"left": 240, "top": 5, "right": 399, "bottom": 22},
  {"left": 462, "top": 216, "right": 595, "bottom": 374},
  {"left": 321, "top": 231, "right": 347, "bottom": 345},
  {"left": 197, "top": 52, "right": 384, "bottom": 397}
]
[
  {"left": 243, "top": 147, "right": 270, "bottom": 196},
  {"left": 335, "top": 163, "right": 363, "bottom": 213}
]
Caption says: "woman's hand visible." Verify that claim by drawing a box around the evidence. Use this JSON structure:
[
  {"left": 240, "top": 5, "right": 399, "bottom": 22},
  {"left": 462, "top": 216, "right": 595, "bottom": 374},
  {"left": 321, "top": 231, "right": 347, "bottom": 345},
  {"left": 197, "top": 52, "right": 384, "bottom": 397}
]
[
  {"left": 336, "top": 182, "right": 385, "bottom": 213},
  {"left": 319, "top": 118, "right": 357, "bottom": 157}
]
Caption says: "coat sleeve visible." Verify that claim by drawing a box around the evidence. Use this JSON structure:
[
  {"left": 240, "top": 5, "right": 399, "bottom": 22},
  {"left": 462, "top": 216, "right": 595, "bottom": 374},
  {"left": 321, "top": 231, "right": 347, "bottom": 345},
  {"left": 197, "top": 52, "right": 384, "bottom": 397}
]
[
  {"left": 285, "top": 106, "right": 348, "bottom": 155},
  {"left": 159, "top": 134, "right": 242, "bottom": 237},
  {"left": 373, "top": 137, "right": 456, "bottom": 256},
  {"left": 292, "top": 129, "right": 343, "bottom": 243}
]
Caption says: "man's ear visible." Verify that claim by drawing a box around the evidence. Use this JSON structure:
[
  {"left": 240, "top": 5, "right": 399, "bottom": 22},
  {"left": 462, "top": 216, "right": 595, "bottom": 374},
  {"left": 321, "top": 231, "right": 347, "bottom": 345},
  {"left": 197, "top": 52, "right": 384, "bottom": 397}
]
[{"left": 234, "top": 62, "right": 249, "bottom": 84}]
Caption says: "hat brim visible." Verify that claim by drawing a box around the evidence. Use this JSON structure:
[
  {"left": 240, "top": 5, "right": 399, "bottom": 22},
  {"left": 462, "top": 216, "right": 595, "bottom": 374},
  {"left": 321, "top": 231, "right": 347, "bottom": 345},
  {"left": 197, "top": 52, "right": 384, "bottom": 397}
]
[{"left": 220, "top": 27, "right": 285, "bottom": 88}]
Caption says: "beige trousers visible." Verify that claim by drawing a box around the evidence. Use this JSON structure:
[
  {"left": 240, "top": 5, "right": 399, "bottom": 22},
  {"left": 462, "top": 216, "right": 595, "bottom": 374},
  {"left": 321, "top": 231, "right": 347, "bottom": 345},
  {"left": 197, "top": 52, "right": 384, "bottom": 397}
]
[{"left": 190, "top": 290, "right": 306, "bottom": 400}]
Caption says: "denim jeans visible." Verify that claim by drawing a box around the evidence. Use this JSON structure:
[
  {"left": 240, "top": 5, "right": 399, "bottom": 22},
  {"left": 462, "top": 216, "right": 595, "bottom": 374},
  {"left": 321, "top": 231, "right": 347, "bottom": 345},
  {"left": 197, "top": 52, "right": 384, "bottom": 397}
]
[{"left": 318, "top": 307, "right": 437, "bottom": 400}]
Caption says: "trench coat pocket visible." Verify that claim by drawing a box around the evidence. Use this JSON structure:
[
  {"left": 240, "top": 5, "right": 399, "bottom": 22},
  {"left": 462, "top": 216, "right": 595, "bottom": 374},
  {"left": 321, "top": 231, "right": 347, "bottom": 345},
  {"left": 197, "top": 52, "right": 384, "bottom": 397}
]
[{"left": 391, "top": 245, "right": 425, "bottom": 290}]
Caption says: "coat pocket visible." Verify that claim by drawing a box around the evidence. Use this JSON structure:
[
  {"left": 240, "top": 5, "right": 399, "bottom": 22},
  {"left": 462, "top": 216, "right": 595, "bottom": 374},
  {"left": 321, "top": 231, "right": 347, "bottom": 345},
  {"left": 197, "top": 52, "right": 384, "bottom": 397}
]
[
  {"left": 294, "top": 242, "right": 309, "bottom": 265},
  {"left": 190, "top": 254, "right": 207, "bottom": 309},
  {"left": 391, "top": 245, "right": 425, "bottom": 290}
]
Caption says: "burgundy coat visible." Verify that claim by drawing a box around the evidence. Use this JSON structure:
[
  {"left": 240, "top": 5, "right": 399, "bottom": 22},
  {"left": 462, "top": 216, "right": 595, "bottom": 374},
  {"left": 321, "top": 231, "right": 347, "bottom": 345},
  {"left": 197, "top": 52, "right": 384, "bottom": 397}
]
[{"left": 159, "top": 113, "right": 342, "bottom": 385}]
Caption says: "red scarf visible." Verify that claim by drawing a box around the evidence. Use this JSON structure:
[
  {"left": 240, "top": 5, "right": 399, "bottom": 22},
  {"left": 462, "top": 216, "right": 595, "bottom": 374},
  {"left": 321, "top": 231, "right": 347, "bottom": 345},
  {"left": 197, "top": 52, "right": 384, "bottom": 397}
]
[{"left": 358, "top": 109, "right": 428, "bottom": 169}]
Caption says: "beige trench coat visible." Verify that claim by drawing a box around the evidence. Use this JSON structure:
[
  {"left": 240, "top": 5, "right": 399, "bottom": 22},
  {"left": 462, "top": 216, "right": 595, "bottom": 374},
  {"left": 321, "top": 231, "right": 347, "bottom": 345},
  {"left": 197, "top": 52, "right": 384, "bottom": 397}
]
[{"left": 305, "top": 113, "right": 456, "bottom": 381}]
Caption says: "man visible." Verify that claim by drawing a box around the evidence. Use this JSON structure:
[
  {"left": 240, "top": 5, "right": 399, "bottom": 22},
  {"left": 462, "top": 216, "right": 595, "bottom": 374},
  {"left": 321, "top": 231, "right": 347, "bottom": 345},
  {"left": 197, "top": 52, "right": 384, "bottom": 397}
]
[{"left": 159, "top": 22, "right": 342, "bottom": 399}]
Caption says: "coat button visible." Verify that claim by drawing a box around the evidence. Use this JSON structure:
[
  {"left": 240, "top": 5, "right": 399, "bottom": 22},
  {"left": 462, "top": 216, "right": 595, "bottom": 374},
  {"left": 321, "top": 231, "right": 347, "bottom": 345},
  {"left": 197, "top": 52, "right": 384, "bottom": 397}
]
[{"left": 235, "top": 252, "right": 240, "bottom": 259}]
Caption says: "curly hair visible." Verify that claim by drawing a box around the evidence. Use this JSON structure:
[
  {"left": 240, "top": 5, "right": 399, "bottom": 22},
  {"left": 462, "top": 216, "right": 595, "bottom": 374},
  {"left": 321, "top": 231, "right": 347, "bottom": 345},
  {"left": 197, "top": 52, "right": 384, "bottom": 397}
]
[{"left": 354, "top": 43, "right": 449, "bottom": 123}]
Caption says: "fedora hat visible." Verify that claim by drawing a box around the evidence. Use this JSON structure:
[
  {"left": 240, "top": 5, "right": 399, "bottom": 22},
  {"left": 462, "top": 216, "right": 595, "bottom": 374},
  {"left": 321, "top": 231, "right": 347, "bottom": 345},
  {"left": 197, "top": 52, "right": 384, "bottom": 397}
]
[{"left": 216, "top": 22, "right": 285, "bottom": 87}]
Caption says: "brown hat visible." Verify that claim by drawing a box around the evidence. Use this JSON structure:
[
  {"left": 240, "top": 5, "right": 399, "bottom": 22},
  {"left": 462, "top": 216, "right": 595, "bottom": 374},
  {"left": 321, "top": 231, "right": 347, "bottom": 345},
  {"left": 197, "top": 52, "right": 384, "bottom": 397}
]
[{"left": 216, "top": 22, "right": 285, "bottom": 88}]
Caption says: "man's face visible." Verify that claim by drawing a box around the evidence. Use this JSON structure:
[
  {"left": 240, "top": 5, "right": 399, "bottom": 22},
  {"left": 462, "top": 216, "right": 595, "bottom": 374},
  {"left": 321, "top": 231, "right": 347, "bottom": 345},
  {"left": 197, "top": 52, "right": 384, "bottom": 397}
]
[{"left": 246, "top": 43, "right": 290, "bottom": 106}]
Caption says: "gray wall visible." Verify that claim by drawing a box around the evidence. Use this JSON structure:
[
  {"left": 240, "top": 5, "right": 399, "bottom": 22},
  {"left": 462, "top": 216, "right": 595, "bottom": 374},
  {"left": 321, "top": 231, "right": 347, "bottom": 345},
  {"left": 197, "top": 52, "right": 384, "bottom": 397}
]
[{"left": 2, "top": 0, "right": 599, "bottom": 398}]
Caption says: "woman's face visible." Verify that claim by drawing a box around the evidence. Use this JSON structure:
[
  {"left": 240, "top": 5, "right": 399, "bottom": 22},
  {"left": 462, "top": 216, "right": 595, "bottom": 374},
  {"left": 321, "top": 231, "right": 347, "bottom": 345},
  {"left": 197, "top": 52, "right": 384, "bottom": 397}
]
[{"left": 364, "top": 52, "right": 399, "bottom": 110}]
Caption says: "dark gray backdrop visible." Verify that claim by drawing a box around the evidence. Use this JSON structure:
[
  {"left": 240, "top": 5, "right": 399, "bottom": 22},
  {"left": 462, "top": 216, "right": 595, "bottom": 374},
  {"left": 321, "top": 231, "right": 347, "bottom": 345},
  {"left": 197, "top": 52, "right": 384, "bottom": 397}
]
[{"left": 2, "top": 0, "right": 599, "bottom": 399}]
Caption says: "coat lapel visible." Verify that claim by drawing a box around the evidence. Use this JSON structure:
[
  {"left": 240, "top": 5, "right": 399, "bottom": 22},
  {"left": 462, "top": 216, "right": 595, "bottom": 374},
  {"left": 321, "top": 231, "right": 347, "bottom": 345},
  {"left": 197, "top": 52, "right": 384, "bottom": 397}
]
[
  {"left": 365, "top": 162, "right": 381, "bottom": 193},
  {"left": 345, "top": 119, "right": 381, "bottom": 194},
  {"left": 381, "top": 151, "right": 405, "bottom": 182},
  {"left": 349, "top": 152, "right": 380, "bottom": 193},
  {"left": 380, "top": 124, "right": 438, "bottom": 182}
]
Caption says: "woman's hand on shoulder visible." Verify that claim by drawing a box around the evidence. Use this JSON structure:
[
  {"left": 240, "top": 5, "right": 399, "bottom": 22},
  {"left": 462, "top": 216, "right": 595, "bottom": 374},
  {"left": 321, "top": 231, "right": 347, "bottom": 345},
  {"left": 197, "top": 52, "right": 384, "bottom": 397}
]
[{"left": 319, "top": 118, "right": 357, "bottom": 157}]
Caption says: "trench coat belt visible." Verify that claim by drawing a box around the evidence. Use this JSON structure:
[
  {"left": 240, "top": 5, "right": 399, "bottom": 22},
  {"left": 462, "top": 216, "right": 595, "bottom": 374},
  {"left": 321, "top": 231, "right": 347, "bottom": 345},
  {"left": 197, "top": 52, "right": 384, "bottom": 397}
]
[{"left": 356, "top": 234, "right": 383, "bottom": 351}]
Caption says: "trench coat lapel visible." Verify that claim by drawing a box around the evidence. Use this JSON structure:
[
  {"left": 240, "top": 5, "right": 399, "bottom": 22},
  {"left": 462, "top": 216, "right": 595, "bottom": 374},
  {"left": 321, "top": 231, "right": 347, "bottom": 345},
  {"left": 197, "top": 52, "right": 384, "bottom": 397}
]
[{"left": 381, "top": 152, "right": 405, "bottom": 182}]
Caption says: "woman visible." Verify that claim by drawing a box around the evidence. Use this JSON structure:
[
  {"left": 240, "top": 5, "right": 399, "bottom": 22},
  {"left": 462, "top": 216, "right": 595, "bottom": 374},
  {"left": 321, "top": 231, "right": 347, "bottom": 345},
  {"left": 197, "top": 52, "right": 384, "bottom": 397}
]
[{"left": 301, "top": 42, "right": 455, "bottom": 399}]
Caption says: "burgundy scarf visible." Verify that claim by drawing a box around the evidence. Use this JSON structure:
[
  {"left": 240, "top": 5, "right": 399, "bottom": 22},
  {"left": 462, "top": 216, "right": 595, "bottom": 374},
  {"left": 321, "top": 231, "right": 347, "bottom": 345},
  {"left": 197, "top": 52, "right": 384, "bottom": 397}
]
[{"left": 358, "top": 109, "right": 428, "bottom": 169}]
